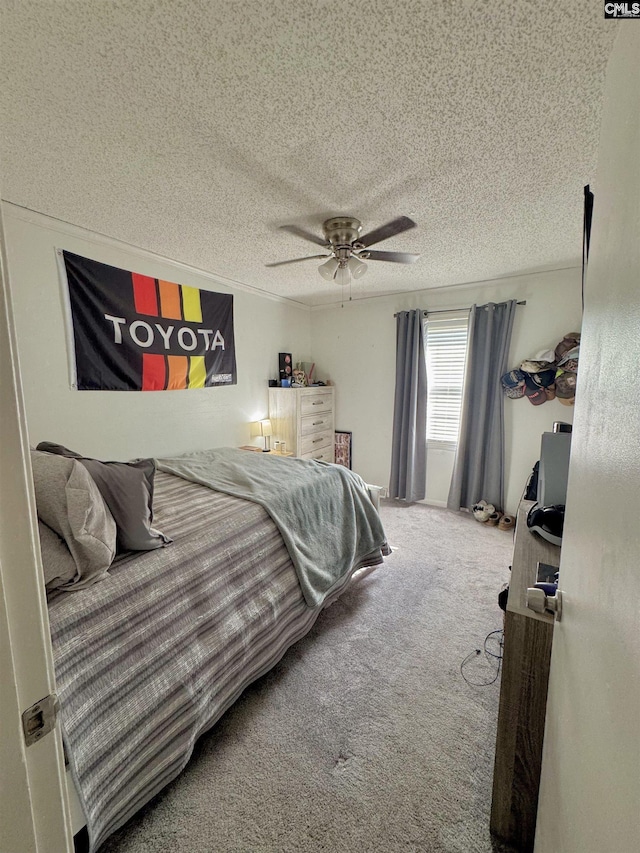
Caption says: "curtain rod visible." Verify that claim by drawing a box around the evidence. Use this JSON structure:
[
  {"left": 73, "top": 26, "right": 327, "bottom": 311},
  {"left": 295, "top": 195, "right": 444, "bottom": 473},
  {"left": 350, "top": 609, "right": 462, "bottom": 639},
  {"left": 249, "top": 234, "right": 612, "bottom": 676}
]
[{"left": 394, "top": 300, "right": 526, "bottom": 318}]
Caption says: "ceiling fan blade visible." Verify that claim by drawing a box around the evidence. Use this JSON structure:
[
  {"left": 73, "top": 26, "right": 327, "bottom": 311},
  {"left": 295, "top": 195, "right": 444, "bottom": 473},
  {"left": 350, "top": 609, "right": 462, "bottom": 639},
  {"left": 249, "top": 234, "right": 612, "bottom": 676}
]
[
  {"left": 358, "top": 216, "right": 417, "bottom": 248},
  {"left": 279, "top": 224, "right": 328, "bottom": 247},
  {"left": 265, "top": 254, "right": 329, "bottom": 267},
  {"left": 363, "top": 250, "right": 420, "bottom": 264}
]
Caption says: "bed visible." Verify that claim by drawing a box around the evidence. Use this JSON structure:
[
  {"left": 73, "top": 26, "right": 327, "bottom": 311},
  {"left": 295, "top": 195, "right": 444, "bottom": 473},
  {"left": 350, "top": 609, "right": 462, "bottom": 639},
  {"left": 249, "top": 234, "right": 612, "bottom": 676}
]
[{"left": 32, "top": 445, "right": 388, "bottom": 853}]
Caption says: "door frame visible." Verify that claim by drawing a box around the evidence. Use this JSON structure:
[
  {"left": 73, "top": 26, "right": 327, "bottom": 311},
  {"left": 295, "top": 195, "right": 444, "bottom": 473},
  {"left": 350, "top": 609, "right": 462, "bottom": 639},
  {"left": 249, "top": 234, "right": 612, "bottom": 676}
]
[{"left": 0, "top": 201, "right": 72, "bottom": 852}]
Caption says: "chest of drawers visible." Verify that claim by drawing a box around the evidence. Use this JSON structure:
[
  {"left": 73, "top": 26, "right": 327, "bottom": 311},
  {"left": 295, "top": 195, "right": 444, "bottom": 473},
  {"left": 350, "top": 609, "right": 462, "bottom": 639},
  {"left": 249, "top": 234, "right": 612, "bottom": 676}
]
[
  {"left": 268, "top": 387, "right": 335, "bottom": 463},
  {"left": 490, "top": 500, "right": 560, "bottom": 852}
]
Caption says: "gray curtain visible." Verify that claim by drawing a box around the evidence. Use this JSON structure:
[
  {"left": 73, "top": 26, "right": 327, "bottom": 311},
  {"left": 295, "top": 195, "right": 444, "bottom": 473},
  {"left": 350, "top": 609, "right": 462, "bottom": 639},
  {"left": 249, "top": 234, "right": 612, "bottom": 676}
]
[
  {"left": 389, "top": 310, "right": 427, "bottom": 501},
  {"left": 447, "top": 300, "right": 516, "bottom": 512}
]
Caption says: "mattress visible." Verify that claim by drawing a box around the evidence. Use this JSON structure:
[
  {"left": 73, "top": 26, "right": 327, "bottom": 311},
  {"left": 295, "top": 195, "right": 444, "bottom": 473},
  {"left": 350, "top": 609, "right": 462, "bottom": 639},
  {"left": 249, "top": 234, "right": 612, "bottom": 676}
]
[{"left": 49, "top": 471, "right": 365, "bottom": 852}]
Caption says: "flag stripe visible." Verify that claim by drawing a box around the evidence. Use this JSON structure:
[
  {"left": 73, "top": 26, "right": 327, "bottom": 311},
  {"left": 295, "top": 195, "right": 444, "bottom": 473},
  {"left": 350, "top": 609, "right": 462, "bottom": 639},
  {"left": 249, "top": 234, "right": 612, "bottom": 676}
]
[
  {"left": 132, "top": 274, "right": 158, "bottom": 316},
  {"left": 158, "top": 280, "right": 182, "bottom": 320},
  {"left": 188, "top": 356, "right": 206, "bottom": 389},
  {"left": 181, "top": 286, "right": 203, "bottom": 323},
  {"left": 167, "top": 356, "right": 189, "bottom": 390},
  {"left": 142, "top": 354, "right": 167, "bottom": 390}
]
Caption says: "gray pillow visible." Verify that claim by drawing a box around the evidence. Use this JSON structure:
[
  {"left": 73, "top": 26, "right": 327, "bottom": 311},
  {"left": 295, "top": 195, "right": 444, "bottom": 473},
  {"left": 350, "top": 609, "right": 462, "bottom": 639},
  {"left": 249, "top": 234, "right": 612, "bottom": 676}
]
[
  {"left": 38, "top": 521, "right": 79, "bottom": 589},
  {"left": 31, "top": 451, "right": 117, "bottom": 586},
  {"left": 36, "top": 442, "right": 171, "bottom": 552}
]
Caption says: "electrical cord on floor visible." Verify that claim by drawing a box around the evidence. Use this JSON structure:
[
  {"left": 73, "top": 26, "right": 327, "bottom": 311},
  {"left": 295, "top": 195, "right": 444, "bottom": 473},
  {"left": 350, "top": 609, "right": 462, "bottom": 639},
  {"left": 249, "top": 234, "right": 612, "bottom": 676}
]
[{"left": 460, "top": 628, "right": 504, "bottom": 686}]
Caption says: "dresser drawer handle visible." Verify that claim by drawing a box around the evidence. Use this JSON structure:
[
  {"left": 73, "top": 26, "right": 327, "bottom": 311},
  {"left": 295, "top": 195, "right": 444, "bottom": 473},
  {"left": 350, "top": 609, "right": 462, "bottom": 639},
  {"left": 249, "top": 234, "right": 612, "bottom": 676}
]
[
  {"left": 315, "top": 454, "right": 325, "bottom": 459},
  {"left": 312, "top": 420, "right": 323, "bottom": 425},
  {"left": 312, "top": 437, "right": 324, "bottom": 444},
  {"left": 312, "top": 401, "right": 323, "bottom": 406}
]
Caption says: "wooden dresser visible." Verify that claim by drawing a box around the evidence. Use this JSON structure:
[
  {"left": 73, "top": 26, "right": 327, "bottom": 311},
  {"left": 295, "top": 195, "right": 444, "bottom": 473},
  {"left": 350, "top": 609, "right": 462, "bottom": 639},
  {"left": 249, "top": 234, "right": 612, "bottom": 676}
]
[
  {"left": 268, "top": 386, "right": 335, "bottom": 463},
  {"left": 490, "top": 499, "right": 560, "bottom": 852}
]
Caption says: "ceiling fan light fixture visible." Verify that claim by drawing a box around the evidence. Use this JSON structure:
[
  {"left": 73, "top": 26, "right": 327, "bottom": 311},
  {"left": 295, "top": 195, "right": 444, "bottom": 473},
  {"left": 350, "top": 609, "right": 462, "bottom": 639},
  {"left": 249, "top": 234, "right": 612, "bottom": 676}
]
[
  {"left": 272, "top": 215, "right": 418, "bottom": 282},
  {"left": 347, "top": 255, "right": 368, "bottom": 279},
  {"left": 318, "top": 257, "right": 339, "bottom": 280}
]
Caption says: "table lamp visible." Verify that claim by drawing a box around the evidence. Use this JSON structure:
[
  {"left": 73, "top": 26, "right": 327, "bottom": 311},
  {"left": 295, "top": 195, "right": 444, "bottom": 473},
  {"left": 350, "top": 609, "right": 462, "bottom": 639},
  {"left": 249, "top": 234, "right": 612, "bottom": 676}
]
[{"left": 251, "top": 419, "right": 273, "bottom": 452}]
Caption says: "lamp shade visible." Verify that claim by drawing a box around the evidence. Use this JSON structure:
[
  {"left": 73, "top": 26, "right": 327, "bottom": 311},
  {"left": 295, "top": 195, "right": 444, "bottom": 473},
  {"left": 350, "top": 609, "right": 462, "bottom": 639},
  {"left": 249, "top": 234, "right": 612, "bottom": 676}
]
[
  {"left": 335, "top": 264, "right": 350, "bottom": 286},
  {"left": 318, "top": 257, "right": 339, "bottom": 280},
  {"left": 250, "top": 419, "right": 273, "bottom": 451},
  {"left": 348, "top": 256, "right": 368, "bottom": 279},
  {"left": 251, "top": 419, "right": 272, "bottom": 436}
]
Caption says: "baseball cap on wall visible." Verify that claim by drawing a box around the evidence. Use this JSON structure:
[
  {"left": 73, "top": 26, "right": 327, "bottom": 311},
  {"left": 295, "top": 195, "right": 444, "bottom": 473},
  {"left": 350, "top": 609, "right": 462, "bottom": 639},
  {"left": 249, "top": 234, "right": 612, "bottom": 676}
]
[
  {"left": 557, "top": 345, "right": 580, "bottom": 372},
  {"left": 555, "top": 370, "right": 577, "bottom": 399},
  {"left": 520, "top": 359, "right": 553, "bottom": 374},
  {"left": 501, "top": 369, "right": 526, "bottom": 398},
  {"left": 530, "top": 368, "right": 557, "bottom": 388},
  {"left": 525, "top": 384, "right": 547, "bottom": 406},
  {"left": 533, "top": 348, "right": 556, "bottom": 363},
  {"left": 555, "top": 333, "right": 581, "bottom": 362},
  {"left": 558, "top": 395, "right": 575, "bottom": 406}
]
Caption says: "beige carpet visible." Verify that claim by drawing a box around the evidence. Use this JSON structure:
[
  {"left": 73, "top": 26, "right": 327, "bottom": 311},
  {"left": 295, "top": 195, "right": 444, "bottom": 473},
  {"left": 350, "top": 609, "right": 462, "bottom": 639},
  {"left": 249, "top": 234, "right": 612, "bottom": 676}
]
[{"left": 96, "top": 501, "right": 517, "bottom": 853}]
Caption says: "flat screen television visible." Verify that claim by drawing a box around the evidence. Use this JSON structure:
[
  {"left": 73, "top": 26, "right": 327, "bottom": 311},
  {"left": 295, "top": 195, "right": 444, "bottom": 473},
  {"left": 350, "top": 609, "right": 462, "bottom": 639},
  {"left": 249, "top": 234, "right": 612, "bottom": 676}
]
[{"left": 537, "top": 430, "right": 572, "bottom": 508}]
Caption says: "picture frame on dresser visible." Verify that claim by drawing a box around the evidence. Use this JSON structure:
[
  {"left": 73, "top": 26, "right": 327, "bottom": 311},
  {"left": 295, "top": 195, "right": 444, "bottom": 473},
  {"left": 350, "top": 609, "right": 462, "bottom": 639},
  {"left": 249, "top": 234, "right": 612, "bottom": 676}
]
[{"left": 334, "top": 431, "right": 352, "bottom": 469}]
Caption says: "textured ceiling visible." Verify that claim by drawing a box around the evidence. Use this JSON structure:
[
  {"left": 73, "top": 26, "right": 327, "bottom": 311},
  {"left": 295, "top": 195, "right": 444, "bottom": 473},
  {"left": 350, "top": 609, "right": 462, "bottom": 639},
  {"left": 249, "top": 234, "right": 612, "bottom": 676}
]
[{"left": 0, "top": 1, "right": 617, "bottom": 306}]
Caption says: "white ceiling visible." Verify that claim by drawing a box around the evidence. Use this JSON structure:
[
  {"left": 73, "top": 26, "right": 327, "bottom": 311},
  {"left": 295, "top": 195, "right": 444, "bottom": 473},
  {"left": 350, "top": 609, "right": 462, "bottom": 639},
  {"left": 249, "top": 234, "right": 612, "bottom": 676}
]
[{"left": 0, "top": 1, "right": 617, "bottom": 307}]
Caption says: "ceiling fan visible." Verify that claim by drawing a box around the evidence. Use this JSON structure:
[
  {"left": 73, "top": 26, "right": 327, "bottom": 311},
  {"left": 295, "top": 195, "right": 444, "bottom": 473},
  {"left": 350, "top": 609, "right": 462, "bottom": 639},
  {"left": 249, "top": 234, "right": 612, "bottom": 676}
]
[{"left": 266, "top": 215, "right": 419, "bottom": 285}]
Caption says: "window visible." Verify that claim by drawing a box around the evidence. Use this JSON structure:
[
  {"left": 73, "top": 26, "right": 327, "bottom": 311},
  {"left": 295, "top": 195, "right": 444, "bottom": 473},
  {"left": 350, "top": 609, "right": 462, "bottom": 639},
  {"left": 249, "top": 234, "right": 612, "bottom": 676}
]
[{"left": 424, "top": 314, "right": 469, "bottom": 448}]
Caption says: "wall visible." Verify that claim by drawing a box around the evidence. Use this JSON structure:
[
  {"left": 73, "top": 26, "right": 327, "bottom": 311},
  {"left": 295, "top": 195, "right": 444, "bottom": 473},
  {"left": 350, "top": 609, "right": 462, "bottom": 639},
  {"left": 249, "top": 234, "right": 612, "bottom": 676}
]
[
  {"left": 3, "top": 199, "right": 584, "bottom": 516},
  {"left": 310, "top": 268, "right": 583, "bottom": 514},
  {"left": 3, "top": 204, "right": 311, "bottom": 460}
]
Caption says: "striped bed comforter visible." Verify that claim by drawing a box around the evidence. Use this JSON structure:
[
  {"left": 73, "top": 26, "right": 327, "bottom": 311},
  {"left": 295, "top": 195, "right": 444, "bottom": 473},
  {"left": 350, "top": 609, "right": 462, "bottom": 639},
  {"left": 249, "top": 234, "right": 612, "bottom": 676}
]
[{"left": 48, "top": 471, "right": 383, "bottom": 852}]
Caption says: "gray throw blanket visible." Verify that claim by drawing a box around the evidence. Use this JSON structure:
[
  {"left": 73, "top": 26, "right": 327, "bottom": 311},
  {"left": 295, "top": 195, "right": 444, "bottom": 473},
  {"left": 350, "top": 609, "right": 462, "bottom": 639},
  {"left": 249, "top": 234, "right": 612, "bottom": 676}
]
[{"left": 157, "top": 447, "right": 387, "bottom": 607}]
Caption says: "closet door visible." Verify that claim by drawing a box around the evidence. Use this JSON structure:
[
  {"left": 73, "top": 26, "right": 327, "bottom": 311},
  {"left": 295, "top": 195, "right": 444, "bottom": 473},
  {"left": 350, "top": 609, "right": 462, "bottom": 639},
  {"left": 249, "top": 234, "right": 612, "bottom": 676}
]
[{"left": 0, "top": 207, "right": 72, "bottom": 852}]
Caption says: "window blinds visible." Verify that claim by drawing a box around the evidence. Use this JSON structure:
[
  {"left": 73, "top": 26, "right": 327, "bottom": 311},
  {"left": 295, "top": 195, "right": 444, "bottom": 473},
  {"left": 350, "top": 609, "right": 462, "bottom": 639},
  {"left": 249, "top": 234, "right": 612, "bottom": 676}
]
[{"left": 424, "top": 315, "right": 469, "bottom": 446}]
